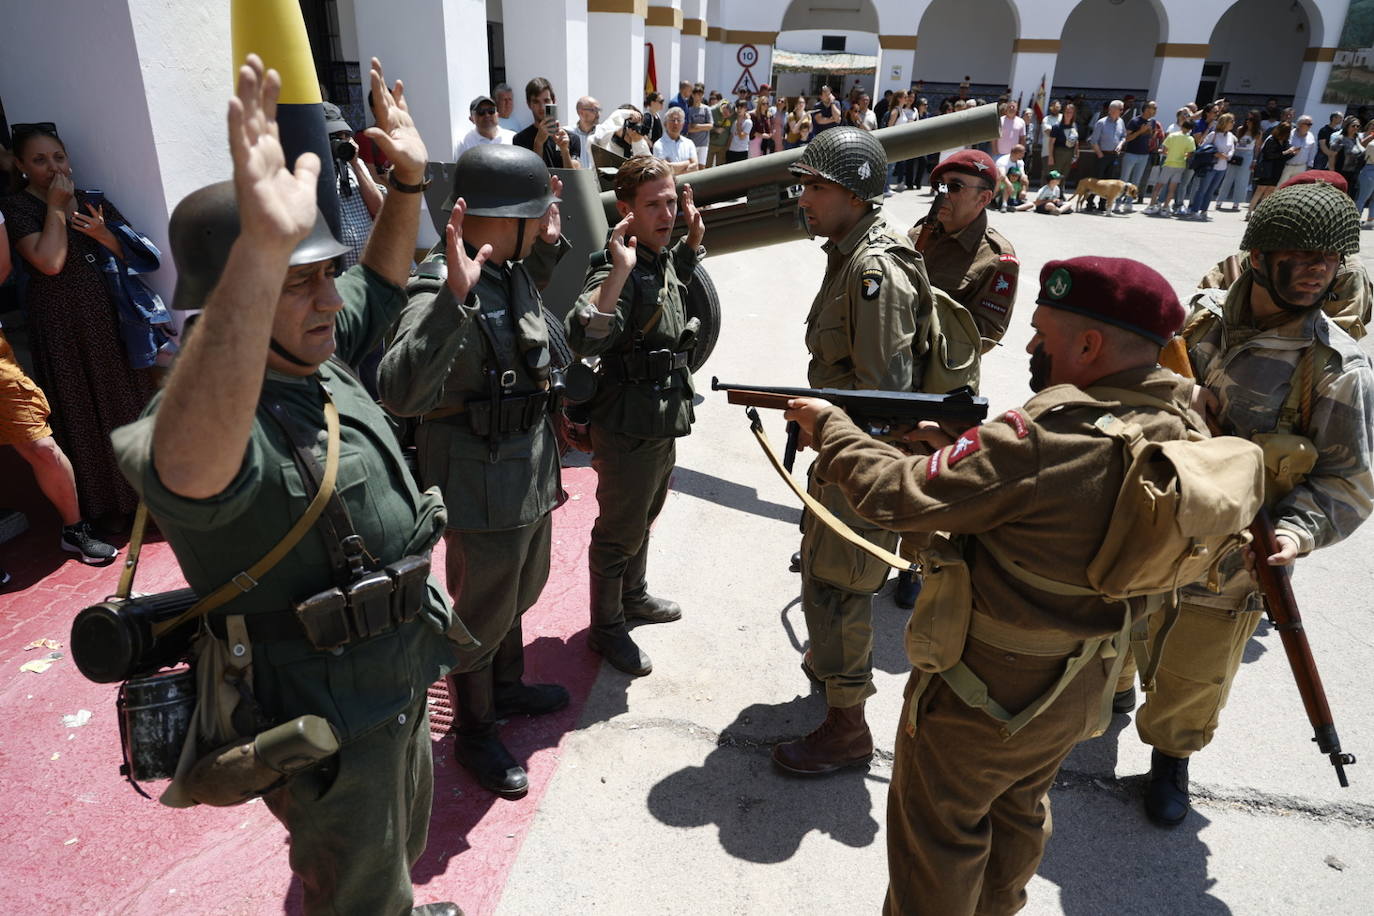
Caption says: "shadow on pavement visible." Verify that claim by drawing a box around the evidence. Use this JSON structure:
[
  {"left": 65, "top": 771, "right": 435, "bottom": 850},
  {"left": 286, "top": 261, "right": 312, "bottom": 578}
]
[
  {"left": 646, "top": 696, "right": 881, "bottom": 863},
  {"left": 668, "top": 465, "right": 802, "bottom": 525}
]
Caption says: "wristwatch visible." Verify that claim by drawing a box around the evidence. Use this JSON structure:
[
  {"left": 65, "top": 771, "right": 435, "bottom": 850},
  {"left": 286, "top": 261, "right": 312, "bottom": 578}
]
[{"left": 388, "top": 172, "right": 431, "bottom": 194}]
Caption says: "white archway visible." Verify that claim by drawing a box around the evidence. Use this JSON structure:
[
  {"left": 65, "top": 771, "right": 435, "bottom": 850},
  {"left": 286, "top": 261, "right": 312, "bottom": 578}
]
[
  {"left": 1056, "top": 0, "right": 1162, "bottom": 98},
  {"left": 775, "top": 1, "right": 882, "bottom": 99},
  {"left": 912, "top": 0, "right": 1018, "bottom": 99},
  {"left": 1206, "top": 0, "right": 1312, "bottom": 107}
]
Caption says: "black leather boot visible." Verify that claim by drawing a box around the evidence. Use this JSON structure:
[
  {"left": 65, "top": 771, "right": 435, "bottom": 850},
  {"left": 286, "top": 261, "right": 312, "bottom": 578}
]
[
  {"left": 622, "top": 539, "right": 682, "bottom": 624},
  {"left": 1145, "top": 749, "right": 1190, "bottom": 827},
  {"left": 491, "top": 620, "right": 569, "bottom": 717},
  {"left": 893, "top": 570, "right": 921, "bottom": 609},
  {"left": 449, "top": 671, "right": 528, "bottom": 799},
  {"left": 1112, "top": 687, "right": 1137, "bottom": 714},
  {"left": 587, "top": 573, "right": 652, "bottom": 676}
]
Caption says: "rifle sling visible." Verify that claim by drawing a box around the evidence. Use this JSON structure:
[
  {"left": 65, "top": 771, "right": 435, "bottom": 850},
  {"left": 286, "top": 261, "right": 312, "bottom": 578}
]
[{"left": 746, "top": 409, "right": 915, "bottom": 575}]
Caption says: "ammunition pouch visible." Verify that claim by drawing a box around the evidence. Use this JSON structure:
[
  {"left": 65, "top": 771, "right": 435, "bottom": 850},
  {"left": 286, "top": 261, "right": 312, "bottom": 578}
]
[
  {"left": 905, "top": 534, "right": 973, "bottom": 674},
  {"left": 465, "top": 389, "right": 555, "bottom": 439},
  {"left": 1252, "top": 432, "right": 1317, "bottom": 503},
  {"left": 207, "top": 555, "right": 431, "bottom": 651},
  {"left": 602, "top": 348, "right": 693, "bottom": 388},
  {"left": 185, "top": 714, "right": 341, "bottom": 808}
]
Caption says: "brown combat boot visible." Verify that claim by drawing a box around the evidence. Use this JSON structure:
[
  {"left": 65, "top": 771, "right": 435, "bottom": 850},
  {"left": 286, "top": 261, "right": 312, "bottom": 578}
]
[{"left": 771, "top": 703, "right": 874, "bottom": 776}]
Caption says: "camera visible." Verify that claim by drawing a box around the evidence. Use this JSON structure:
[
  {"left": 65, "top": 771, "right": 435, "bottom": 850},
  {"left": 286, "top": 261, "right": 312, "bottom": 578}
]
[
  {"left": 71, "top": 588, "right": 201, "bottom": 684},
  {"left": 330, "top": 135, "right": 358, "bottom": 163}
]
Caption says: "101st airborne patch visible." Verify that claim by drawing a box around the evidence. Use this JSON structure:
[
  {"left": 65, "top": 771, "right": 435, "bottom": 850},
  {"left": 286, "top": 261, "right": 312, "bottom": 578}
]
[{"left": 861, "top": 267, "right": 883, "bottom": 300}]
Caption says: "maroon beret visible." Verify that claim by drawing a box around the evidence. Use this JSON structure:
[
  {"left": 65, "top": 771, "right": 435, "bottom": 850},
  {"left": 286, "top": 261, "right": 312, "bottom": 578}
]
[
  {"left": 1281, "top": 169, "right": 1348, "bottom": 193},
  {"left": 930, "top": 149, "right": 998, "bottom": 186},
  {"left": 1036, "top": 256, "right": 1185, "bottom": 346}
]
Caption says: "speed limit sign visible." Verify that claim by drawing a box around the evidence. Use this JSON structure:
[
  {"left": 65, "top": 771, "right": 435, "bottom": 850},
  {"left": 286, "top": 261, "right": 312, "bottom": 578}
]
[{"left": 737, "top": 44, "right": 758, "bottom": 68}]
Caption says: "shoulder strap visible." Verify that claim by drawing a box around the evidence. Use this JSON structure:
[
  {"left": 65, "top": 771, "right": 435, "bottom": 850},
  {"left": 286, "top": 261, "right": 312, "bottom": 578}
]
[
  {"left": 978, "top": 536, "right": 1100, "bottom": 597},
  {"left": 1276, "top": 342, "right": 1320, "bottom": 435},
  {"left": 148, "top": 395, "right": 341, "bottom": 638}
]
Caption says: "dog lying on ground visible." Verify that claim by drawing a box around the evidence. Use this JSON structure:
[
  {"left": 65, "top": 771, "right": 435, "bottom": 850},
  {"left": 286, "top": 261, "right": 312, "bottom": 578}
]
[{"left": 1066, "top": 178, "right": 1140, "bottom": 215}]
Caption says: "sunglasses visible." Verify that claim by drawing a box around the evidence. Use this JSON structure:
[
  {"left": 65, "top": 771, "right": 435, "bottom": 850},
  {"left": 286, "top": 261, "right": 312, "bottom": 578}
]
[
  {"left": 474, "top": 107, "right": 497, "bottom": 116},
  {"left": 940, "top": 179, "right": 992, "bottom": 195},
  {"left": 11, "top": 121, "right": 60, "bottom": 143}
]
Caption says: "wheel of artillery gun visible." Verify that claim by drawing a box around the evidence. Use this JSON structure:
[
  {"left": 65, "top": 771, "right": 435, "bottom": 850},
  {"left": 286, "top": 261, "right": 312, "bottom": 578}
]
[
  {"left": 685, "top": 263, "right": 721, "bottom": 373},
  {"left": 543, "top": 303, "right": 574, "bottom": 371}
]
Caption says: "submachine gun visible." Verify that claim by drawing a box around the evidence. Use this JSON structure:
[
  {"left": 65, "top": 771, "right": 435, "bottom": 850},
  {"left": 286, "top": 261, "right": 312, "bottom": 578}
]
[{"left": 421, "top": 104, "right": 1001, "bottom": 374}]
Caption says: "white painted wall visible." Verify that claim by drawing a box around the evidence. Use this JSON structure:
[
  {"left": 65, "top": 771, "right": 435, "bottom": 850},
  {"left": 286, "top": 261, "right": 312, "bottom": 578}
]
[
  {"left": 502, "top": 2, "right": 591, "bottom": 118},
  {"left": 0, "top": 0, "right": 234, "bottom": 310},
  {"left": 588, "top": 12, "right": 647, "bottom": 112},
  {"left": 775, "top": 29, "right": 879, "bottom": 55},
  {"left": 1055, "top": 0, "right": 1161, "bottom": 91},
  {"left": 913, "top": 0, "right": 1016, "bottom": 85}
]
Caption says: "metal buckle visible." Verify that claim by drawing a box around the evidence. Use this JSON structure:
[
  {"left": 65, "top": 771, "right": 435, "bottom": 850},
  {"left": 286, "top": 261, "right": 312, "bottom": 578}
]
[
  {"left": 84, "top": 253, "right": 97, "bottom": 264},
  {"left": 231, "top": 571, "right": 259, "bottom": 593},
  {"left": 499, "top": 369, "right": 517, "bottom": 389}
]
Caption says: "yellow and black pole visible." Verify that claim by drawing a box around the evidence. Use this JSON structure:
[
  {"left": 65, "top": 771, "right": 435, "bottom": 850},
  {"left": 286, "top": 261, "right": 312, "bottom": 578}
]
[{"left": 231, "top": 0, "right": 342, "bottom": 237}]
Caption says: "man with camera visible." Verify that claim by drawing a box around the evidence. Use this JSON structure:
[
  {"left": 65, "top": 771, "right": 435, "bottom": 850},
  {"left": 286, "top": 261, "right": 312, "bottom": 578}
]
[
  {"left": 111, "top": 56, "right": 466, "bottom": 916},
  {"left": 379, "top": 145, "right": 570, "bottom": 800},
  {"left": 324, "top": 101, "right": 383, "bottom": 268},
  {"left": 514, "top": 76, "right": 581, "bottom": 169}
]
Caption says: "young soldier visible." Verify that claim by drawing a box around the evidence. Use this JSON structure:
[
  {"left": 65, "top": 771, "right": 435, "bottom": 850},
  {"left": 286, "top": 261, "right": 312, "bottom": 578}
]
[
  {"left": 112, "top": 56, "right": 464, "bottom": 916},
  {"left": 1134, "top": 181, "right": 1374, "bottom": 826},
  {"left": 784, "top": 257, "right": 1192, "bottom": 914},
  {"left": 379, "top": 144, "right": 570, "bottom": 799},
  {"left": 564, "top": 157, "right": 705, "bottom": 676},
  {"left": 771, "top": 127, "right": 931, "bottom": 776}
]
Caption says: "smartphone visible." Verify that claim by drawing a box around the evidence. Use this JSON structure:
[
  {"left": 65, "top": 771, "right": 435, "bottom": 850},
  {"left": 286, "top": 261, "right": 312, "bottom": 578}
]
[
  {"left": 544, "top": 103, "right": 558, "bottom": 124},
  {"left": 84, "top": 189, "right": 105, "bottom": 210}
]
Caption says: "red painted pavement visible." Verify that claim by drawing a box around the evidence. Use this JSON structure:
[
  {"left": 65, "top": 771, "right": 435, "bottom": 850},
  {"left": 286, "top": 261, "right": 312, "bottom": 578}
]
[{"left": 0, "top": 447, "right": 602, "bottom": 915}]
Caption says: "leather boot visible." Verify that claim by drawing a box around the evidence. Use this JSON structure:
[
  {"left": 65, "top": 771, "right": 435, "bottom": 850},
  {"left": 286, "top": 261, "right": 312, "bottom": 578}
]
[
  {"left": 449, "top": 671, "right": 528, "bottom": 798},
  {"left": 1145, "top": 749, "right": 1190, "bottom": 827},
  {"left": 621, "top": 540, "right": 682, "bottom": 624},
  {"left": 586, "top": 573, "right": 652, "bottom": 676},
  {"left": 491, "top": 620, "right": 570, "bottom": 717},
  {"left": 789, "top": 550, "right": 802, "bottom": 573},
  {"left": 893, "top": 570, "right": 921, "bottom": 610},
  {"left": 771, "top": 703, "right": 874, "bottom": 776},
  {"left": 1112, "top": 687, "right": 1137, "bottom": 714},
  {"left": 411, "top": 904, "right": 463, "bottom": 916}
]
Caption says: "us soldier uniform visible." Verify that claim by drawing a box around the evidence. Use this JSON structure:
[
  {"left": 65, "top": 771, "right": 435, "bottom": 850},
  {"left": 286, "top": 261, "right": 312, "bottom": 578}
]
[
  {"left": 787, "top": 257, "right": 1192, "bottom": 914},
  {"left": 908, "top": 149, "right": 1020, "bottom": 352},
  {"left": 565, "top": 156, "right": 702, "bottom": 677},
  {"left": 379, "top": 144, "right": 570, "bottom": 799},
  {"left": 1197, "top": 171, "right": 1372, "bottom": 341},
  {"left": 1134, "top": 181, "right": 1374, "bottom": 826},
  {"left": 110, "top": 60, "right": 464, "bottom": 916},
  {"left": 771, "top": 127, "right": 930, "bottom": 775}
]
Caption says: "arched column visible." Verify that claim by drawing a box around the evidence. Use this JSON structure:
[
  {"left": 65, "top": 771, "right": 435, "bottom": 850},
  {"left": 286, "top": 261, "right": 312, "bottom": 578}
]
[
  {"left": 681, "top": 0, "right": 707, "bottom": 83},
  {"left": 876, "top": 34, "right": 917, "bottom": 98},
  {"left": 645, "top": 2, "right": 683, "bottom": 97},
  {"left": 501, "top": 1, "right": 590, "bottom": 122},
  {"left": 588, "top": 0, "right": 647, "bottom": 110}
]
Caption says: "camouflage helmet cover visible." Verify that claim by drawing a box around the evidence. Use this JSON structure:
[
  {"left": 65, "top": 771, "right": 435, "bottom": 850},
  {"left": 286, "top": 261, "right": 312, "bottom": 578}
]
[
  {"left": 1241, "top": 182, "right": 1360, "bottom": 256},
  {"left": 788, "top": 127, "right": 888, "bottom": 202}
]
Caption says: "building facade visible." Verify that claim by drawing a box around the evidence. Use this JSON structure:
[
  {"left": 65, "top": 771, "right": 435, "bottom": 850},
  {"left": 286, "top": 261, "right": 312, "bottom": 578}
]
[{"left": 0, "top": 0, "right": 1352, "bottom": 305}]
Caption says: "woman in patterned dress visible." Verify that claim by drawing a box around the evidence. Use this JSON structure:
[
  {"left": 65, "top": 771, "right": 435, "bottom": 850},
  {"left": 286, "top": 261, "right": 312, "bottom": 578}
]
[{"left": 2, "top": 126, "right": 157, "bottom": 526}]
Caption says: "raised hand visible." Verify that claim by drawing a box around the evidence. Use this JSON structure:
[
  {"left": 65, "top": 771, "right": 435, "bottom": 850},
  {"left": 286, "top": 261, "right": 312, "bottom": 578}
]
[
  {"left": 445, "top": 198, "right": 491, "bottom": 302},
  {"left": 361, "top": 58, "right": 428, "bottom": 186},
  {"left": 227, "top": 54, "right": 319, "bottom": 254},
  {"left": 539, "top": 174, "right": 563, "bottom": 244},
  {"left": 608, "top": 212, "right": 637, "bottom": 273},
  {"left": 680, "top": 184, "right": 704, "bottom": 248},
  {"left": 46, "top": 171, "right": 75, "bottom": 210},
  {"left": 71, "top": 202, "right": 119, "bottom": 254}
]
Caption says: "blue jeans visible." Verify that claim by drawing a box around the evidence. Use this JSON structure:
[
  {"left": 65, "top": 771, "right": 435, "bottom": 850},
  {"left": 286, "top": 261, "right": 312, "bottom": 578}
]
[
  {"left": 1216, "top": 152, "right": 1253, "bottom": 205},
  {"left": 1120, "top": 152, "right": 1150, "bottom": 203},
  {"left": 1189, "top": 168, "right": 1225, "bottom": 213},
  {"left": 1356, "top": 165, "right": 1374, "bottom": 219}
]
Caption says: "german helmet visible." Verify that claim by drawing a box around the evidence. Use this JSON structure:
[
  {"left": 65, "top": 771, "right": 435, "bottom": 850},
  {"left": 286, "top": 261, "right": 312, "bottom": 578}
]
[{"left": 444, "top": 143, "right": 559, "bottom": 217}]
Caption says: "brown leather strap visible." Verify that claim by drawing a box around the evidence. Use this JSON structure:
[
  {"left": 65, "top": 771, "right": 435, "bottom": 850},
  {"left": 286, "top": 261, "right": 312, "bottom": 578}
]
[
  {"left": 150, "top": 397, "right": 341, "bottom": 638},
  {"left": 115, "top": 503, "right": 149, "bottom": 600}
]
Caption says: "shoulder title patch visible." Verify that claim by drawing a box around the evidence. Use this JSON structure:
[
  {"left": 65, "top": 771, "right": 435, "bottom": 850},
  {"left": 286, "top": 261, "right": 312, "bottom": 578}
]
[
  {"left": 1001, "top": 410, "right": 1029, "bottom": 438},
  {"left": 926, "top": 447, "right": 943, "bottom": 480},
  {"left": 861, "top": 267, "right": 883, "bottom": 300},
  {"left": 946, "top": 427, "right": 982, "bottom": 467}
]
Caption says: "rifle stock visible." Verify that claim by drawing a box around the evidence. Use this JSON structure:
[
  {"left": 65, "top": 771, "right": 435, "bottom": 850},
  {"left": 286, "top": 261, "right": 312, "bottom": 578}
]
[{"left": 1250, "top": 509, "right": 1357, "bottom": 786}]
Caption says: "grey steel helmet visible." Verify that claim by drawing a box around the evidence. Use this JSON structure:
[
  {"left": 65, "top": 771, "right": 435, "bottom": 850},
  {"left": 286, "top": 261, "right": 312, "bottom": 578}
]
[
  {"left": 169, "top": 181, "right": 349, "bottom": 312},
  {"left": 788, "top": 127, "right": 888, "bottom": 202},
  {"left": 1241, "top": 182, "right": 1360, "bottom": 256},
  {"left": 444, "top": 143, "right": 559, "bottom": 217}
]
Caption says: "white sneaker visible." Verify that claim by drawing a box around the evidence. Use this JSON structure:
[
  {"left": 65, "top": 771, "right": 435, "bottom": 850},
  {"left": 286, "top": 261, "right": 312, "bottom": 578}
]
[{"left": 1144, "top": 205, "right": 1160, "bottom": 215}]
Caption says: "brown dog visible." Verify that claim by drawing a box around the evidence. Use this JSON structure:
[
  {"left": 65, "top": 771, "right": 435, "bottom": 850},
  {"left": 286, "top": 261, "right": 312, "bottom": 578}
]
[{"left": 1066, "top": 177, "right": 1140, "bottom": 215}]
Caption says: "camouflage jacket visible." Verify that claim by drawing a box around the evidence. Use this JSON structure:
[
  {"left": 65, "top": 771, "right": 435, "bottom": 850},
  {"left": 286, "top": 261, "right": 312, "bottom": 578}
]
[{"left": 1183, "top": 275, "right": 1374, "bottom": 598}]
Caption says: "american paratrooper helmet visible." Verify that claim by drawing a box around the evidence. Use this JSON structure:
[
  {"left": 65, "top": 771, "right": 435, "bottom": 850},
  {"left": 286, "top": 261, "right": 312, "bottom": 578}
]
[
  {"left": 788, "top": 126, "right": 888, "bottom": 203},
  {"left": 1240, "top": 181, "right": 1360, "bottom": 312}
]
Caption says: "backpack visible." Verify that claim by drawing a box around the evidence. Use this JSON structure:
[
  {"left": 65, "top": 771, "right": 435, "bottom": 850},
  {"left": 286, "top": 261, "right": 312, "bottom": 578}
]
[
  {"left": 917, "top": 285, "right": 982, "bottom": 395},
  {"left": 1188, "top": 142, "right": 1217, "bottom": 172},
  {"left": 1022, "top": 385, "right": 1264, "bottom": 599}
]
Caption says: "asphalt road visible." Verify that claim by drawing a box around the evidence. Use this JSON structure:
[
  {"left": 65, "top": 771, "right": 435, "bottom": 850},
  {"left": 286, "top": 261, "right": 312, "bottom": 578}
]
[{"left": 496, "top": 191, "right": 1374, "bottom": 915}]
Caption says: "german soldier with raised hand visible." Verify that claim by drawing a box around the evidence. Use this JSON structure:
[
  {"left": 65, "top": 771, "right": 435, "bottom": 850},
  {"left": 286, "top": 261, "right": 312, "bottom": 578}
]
[
  {"left": 379, "top": 144, "right": 570, "bottom": 800},
  {"left": 1132, "top": 181, "right": 1374, "bottom": 827},
  {"left": 771, "top": 126, "right": 931, "bottom": 776},
  {"left": 564, "top": 157, "right": 704, "bottom": 677},
  {"left": 783, "top": 257, "right": 1201, "bottom": 913},
  {"left": 112, "top": 57, "right": 466, "bottom": 916}
]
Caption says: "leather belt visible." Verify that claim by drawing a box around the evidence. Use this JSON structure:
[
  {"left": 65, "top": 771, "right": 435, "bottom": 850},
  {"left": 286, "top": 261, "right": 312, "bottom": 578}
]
[
  {"left": 208, "top": 609, "right": 308, "bottom": 644},
  {"left": 603, "top": 349, "right": 693, "bottom": 385}
]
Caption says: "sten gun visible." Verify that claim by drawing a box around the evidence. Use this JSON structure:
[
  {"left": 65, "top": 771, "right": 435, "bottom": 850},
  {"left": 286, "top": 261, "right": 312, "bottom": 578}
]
[
  {"left": 710, "top": 378, "right": 989, "bottom": 471},
  {"left": 1250, "top": 508, "right": 1357, "bottom": 786}
]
